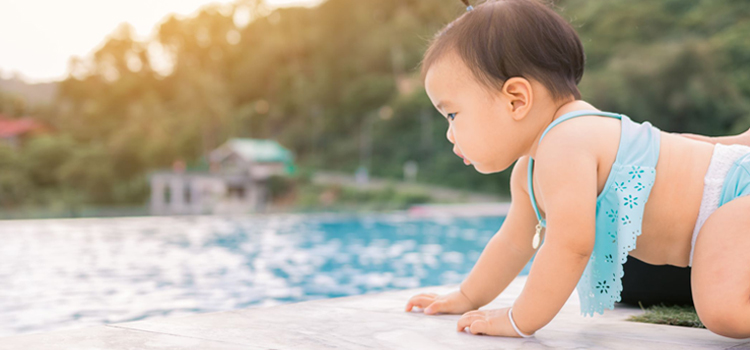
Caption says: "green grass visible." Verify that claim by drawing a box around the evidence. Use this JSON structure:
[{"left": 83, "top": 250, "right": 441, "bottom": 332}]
[
  {"left": 628, "top": 303, "right": 705, "bottom": 328},
  {"left": 279, "top": 181, "right": 435, "bottom": 213}
]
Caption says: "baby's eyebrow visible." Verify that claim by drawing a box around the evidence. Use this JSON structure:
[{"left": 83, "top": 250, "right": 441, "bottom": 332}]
[{"left": 436, "top": 101, "right": 451, "bottom": 111}]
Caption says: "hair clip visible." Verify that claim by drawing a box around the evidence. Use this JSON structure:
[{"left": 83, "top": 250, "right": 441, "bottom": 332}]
[{"left": 460, "top": 0, "right": 474, "bottom": 11}]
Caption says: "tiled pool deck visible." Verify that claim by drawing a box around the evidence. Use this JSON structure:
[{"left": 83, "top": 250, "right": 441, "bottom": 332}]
[{"left": 1, "top": 276, "right": 748, "bottom": 349}]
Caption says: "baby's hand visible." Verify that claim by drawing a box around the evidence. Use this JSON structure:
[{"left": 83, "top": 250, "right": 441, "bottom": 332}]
[
  {"left": 457, "top": 307, "right": 526, "bottom": 337},
  {"left": 404, "top": 290, "right": 477, "bottom": 315}
]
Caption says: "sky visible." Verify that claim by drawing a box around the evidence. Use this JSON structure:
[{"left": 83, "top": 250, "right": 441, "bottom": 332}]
[{"left": 0, "top": 0, "right": 323, "bottom": 84}]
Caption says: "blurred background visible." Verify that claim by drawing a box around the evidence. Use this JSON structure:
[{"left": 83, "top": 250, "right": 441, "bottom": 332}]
[
  {"left": 0, "top": 0, "right": 748, "bottom": 337},
  {"left": 1, "top": 0, "right": 749, "bottom": 218}
]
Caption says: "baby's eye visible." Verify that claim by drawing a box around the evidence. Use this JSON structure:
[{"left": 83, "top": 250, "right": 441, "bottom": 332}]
[{"left": 447, "top": 113, "right": 457, "bottom": 121}]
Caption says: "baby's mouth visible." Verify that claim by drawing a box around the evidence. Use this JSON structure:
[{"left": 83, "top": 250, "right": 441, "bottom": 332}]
[{"left": 453, "top": 148, "right": 471, "bottom": 165}]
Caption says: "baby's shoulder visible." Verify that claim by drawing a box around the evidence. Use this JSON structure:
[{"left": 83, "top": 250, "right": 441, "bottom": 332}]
[
  {"left": 534, "top": 116, "right": 621, "bottom": 183},
  {"left": 536, "top": 116, "right": 620, "bottom": 162},
  {"left": 541, "top": 116, "right": 615, "bottom": 147}
]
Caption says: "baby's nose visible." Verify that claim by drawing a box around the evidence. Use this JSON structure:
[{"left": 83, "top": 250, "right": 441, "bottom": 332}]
[{"left": 446, "top": 124, "right": 455, "bottom": 144}]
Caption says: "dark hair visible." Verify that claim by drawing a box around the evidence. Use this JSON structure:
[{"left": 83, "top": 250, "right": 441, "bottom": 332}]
[{"left": 420, "top": 0, "right": 585, "bottom": 101}]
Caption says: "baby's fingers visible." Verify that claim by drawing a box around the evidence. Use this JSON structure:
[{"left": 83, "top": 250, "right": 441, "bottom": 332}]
[
  {"left": 457, "top": 313, "right": 485, "bottom": 332},
  {"left": 405, "top": 294, "right": 437, "bottom": 312},
  {"left": 424, "top": 300, "right": 447, "bottom": 315}
]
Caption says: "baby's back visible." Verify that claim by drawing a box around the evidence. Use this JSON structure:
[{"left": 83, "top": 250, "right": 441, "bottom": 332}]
[
  {"left": 636, "top": 131, "right": 713, "bottom": 266},
  {"left": 585, "top": 115, "right": 713, "bottom": 267},
  {"left": 530, "top": 112, "right": 713, "bottom": 267}
]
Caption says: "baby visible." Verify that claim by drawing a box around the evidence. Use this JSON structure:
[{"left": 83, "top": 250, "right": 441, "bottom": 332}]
[{"left": 404, "top": 0, "right": 750, "bottom": 339}]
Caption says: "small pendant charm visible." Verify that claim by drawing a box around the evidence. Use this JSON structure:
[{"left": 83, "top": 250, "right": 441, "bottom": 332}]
[{"left": 532, "top": 222, "right": 542, "bottom": 249}]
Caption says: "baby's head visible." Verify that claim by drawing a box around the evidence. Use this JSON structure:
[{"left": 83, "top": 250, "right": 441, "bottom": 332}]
[{"left": 421, "top": 0, "right": 585, "bottom": 173}]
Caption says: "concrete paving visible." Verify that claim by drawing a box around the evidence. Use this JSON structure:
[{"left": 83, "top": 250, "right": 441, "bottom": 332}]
[{"left": 1, "top": 276, "right": 748, "bottom": 349}]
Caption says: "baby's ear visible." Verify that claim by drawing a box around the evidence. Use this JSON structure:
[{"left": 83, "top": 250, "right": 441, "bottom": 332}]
[{"left": 503, "top": 77, "right": 532, "bottom": 121}]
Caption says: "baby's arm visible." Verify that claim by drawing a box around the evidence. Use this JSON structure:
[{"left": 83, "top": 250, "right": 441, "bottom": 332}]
[
  {"left": 510, "top": 143, "right": 597, "bottom": 334},
  {"left": 457, "top": 130, "right": 598, "bottom": 337},
  {"left": 405, "top": 157, "right": 539, "bottom": 315},
  {"left": 459, "top": 157, "right": 542, "bottom": 308}
]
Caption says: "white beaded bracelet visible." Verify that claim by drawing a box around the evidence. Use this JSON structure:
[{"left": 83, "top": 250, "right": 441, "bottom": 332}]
[{"left": 508, "top": 307, "right": 533, "bottom": 338}]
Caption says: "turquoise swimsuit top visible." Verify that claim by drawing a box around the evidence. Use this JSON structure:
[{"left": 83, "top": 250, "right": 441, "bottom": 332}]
[{"left": 527, "top": 110, "right": 661, "bottom": 316}]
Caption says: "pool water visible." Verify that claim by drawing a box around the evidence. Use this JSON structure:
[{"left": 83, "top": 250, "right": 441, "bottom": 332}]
[{"left": 0, "top": 212, "right": 530, "bottom": 337}]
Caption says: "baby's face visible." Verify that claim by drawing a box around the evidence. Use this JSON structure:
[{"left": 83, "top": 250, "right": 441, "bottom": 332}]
[{"left": 424, "top": 52, "right": 524, "bottom": 173}]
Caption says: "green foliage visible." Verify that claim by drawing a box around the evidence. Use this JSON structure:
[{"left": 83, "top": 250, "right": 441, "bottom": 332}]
[
  {"left": 23, "top": 135, "right": 76, "bottom": 188},
  {"left": 333, "top": 184, "right": 432, "bottom": 210},
  {"left": 5, "top": 0, "right": 750, "bottom": 209},
  {"left": 0, "top": 89, "right": 28, "bottom": 116},
  {"left": 0, "top": 145, "right": 32, "bottom": 207},
  {"left": 289, "top": 181, "right": 431, "bottom": 213},
  {"left": 57, "top": 146, "right": 118, "bottom": 203},
  {"left": 267, "top": 174, "right": 293, "bottom": 199},
  {"left": 562, "top": 0, "right": 750, "bottom": 134}
]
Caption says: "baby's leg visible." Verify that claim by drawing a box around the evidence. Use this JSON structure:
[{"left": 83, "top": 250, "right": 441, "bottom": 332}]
[
  {"left": 680, "top": 129, "right": 750, "bottom": 146},
  {"left": 691, "top": 195, "right": 750, "bottom": 339}
]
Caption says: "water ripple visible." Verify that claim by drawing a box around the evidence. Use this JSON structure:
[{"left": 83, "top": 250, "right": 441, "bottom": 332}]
[{"left": 0, "top": 212, "right": 524, "bottom": 337}]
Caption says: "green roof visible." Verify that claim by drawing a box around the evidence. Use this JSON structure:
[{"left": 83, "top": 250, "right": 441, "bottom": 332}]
[
  {"left": 228, "top": 139, "right": 293, "bottom": 162},
  {"left": 212, "top": 138, "right": 296, "bottom": 175}
]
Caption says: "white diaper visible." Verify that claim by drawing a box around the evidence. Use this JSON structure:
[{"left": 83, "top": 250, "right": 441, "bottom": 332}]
[{"left": 689, "top": 143, "right": 750, "bottom": 267}]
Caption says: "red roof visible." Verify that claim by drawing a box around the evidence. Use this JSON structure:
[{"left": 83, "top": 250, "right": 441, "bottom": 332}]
[{"left": 0, "top": 114, "right": 46, "bottom": 138}]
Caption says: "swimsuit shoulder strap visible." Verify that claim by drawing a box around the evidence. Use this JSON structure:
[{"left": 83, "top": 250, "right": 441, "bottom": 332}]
[
  {"left": 527, "top": 110, "right": 625, "bottom": 227},
  {"left": 539, "top": 110, "right": 623, "bottom": 144}
]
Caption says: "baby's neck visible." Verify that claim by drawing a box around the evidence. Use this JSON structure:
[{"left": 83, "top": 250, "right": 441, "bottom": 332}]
[
  {"left": 525, "top": 99, "right": 592, "bottom": 159},
  {"left": 552, "top": 100, "right": 597, "bottom": 119}
]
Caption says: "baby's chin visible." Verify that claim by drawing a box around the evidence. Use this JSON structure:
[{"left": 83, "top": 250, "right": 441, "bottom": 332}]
[
  {"left": 471, "top": 162, "right": 492, "bottom": 174},
  {"left": 473, "top": 160, "right": 511, "bottom": 174}
]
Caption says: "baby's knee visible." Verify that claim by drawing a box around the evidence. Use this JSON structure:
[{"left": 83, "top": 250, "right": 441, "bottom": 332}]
[{"left": 699, "top": 306, "right": 750, "bottom": 339}]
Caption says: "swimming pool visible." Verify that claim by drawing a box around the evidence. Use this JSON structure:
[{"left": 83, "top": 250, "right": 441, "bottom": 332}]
[{"left": 0, "top": 212, "right": 530, "bottom": 337}]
